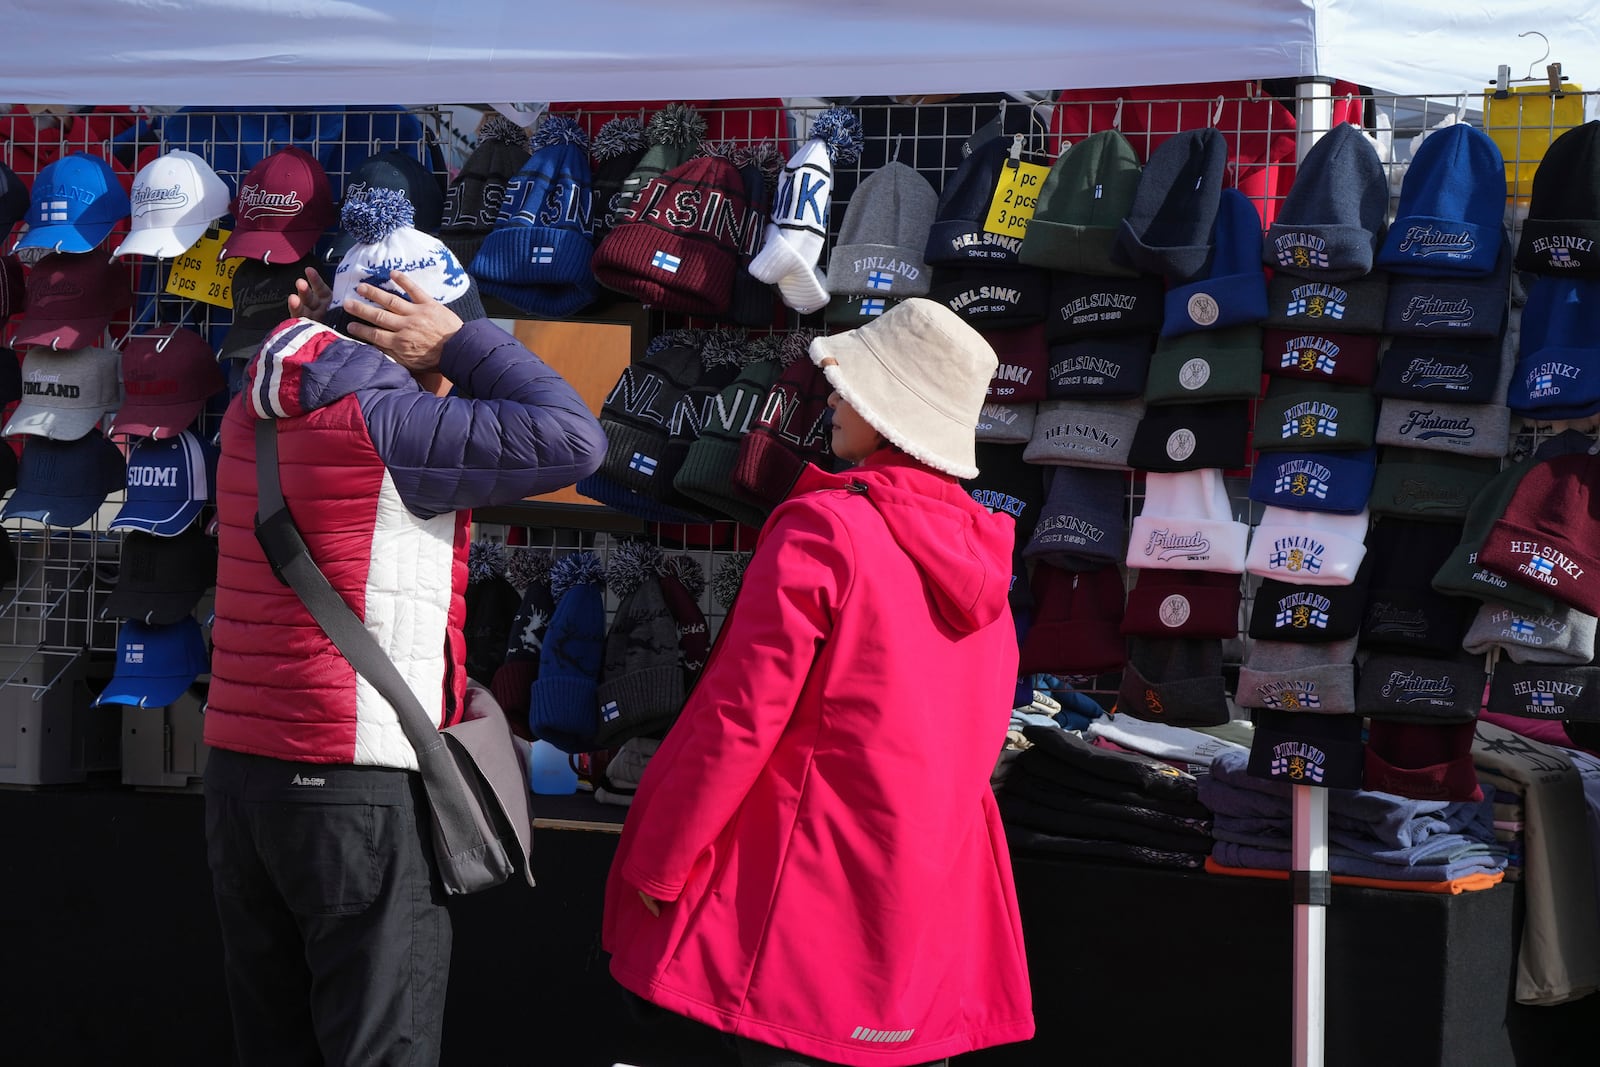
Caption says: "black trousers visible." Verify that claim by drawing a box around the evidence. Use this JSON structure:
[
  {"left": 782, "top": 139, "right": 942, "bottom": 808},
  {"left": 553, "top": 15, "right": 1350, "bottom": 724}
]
[{"left": 203, "top": 747, "right": 452, "bottom": 1067}]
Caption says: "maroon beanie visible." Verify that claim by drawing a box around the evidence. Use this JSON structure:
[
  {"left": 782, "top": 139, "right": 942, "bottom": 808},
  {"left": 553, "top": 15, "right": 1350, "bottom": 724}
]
[
  {"left": 1261, "top": 328, "right": 1382, "bottom": 387},
  {"left": 1018, "top": 562, "right": 1127, "bottom": 676},
  {"left": 731, "top": 356, "right": 837, "bottom": 514},
  {"left": 982, "top": 323, "right": 1048, "bottom": 403},
  {"left": 592, "top": 153, "right": 750, "bottom": 316},
  {"left": 1477, "top": 451, "right": 1600, "bottom": 615},
  {"left": 1120, "top": 569, "right": 1241, "bottom": 639},
  {"left": 659, "top": 554, "right": 711, "bottom": 685},
  {"left": 1363, "top": 719, "right": 1483, "bottom": 802}
]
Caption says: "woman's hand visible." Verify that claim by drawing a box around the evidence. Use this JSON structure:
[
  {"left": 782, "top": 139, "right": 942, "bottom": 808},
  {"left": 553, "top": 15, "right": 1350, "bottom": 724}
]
[{"left": 638, "top": 890, "right": 661, "bottom": 917}]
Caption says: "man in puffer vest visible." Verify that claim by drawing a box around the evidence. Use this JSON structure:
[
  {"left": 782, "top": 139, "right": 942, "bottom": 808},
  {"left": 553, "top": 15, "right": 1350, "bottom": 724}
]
[{"left": 202, "top": 189, "right": 605, "bottom": 1067}]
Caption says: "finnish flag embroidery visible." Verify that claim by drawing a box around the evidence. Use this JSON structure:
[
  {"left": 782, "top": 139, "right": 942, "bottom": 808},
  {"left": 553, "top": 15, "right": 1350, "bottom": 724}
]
[
  {"left": 629, "top": 452, "right": 658, "bottom": 476},
  {"left": 867, "top": 270, "right": 894, "bottom": 290},
  {"left": 652, "top": 250, "right": 682, "bottom": 273}
]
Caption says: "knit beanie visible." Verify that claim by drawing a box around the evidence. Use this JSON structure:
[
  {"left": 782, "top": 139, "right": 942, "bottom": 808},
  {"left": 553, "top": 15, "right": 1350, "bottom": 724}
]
[
  {"left": 577, "top": 329, "right": 705, "bottom": 509},
  {"left": 1378, "top": 123, "right": 1506, "bottom": 276},
  {"left": 1264, "top": 271, "right": 1389, "bottom": 334},
  {"left": 810, "top": 296, "right": 997, "bottom": 479},
  {"left": 983, "top": 324, "right": 1048, "bottom": 403},
  {"left": 1126, "top": 401, "right": 1251, "bottom": 472},
  {"left": 1364, "top": 720, "right": 1483, "bottom": 802},
  {"left": 963, "top": 440, "right": 1046, "bottom": 608},
  {"left": 651, "top": 332, "right": 748, "bottom": 515},
  {"left": 726, "top": 142, "right": 784, "bottom": 328},
  {"left": 463, "top": 543, "right": 521, "bottom": 685},
  {"left": 1116, "top": 636, "right": 1231, "bottom": 727},
  {"left": 589, "top": 117, "right": 650, "bottom": 239},
  {"left": 471, "top": 116, "right": 599, "bottom": 319},
  {"left": 1508, "top": 275, "right": 1600, "bottom": 419},
  {"left": 1515, "top": 120, "right": 1600, "bottom": 275},
  {"left": 1378, "top": 331, "right": 1509, "bottom": 406},
  {"left": 1248, "top": 558, "right": 1371, "bottom": 643},
  {"left": 658, "top": 553, "right": 711, "bottom": 685},
  {"left": 1374, "top": 392, "right": 1511, "bottom": 459},
  {"left": 1383, "top": 236, "right": 1512, "bottom": 338},
  {"left": 1245, "top": 707, "right": 1365, "bottom": 787},
  {"left": 1265, "top": 123, "right": 1389, "bottom": 280},
  {"left": 1145, "top": 326, "right": 1263, "bottom": 405},
  {"left": 1162, "top": 189, "right": 1269, "bottom": 336},
  {"left": 749, "top": 107, "right": 864, "bottom": 314},
  {"left": 528, "top": 552, "right": 606, "bottom": 753},
  {"left": 1020, "top": 129, "right": 1143, "bottom": 277},
  {"left": 440, "top": 115, "right": 533, "bottom": 268},
  {"left": 328, "top": 187, "right": 486, "bottom": 324},
  {"left": 1017, "top": 562, "right": 1126, "bottom": 677},
  {"left": 593, "top": 542, "right": 686, "bottom": 748},
  {"left": 925, "top": 137, "right": 1026, "bottom": 266},
  {"left": 1045, "top": 335, "right": 1153, "bottom": 399},
  {"left": 1126, "top": 468, "right": 1250, "bottom": 574},
  {"left": 1113, "top": 127, "right": 1228, "bottom": 281},
  {"left": 609, "top": 104, "right": 707, "bottom": 230},
  {"left": 1488, "top": 659, "right": 1600, "bottom": 722},
  {"left": 1477, "top": 450, "right": 1600, "bottom": 615},
  {"left": 1357, "top": 651, "right": 1485, "bottom": 724},
  {"left": 1253, "top": 381, "right": 1376, "bottom": 453},
  {"left": 826, "top": 292, "right": 900, "bottom": 326},
  {"left": 1236, "top": 636, "right": 1359, "bottom": 714},
  {"left": 1368, "top": 448, "right": 1497, "bottom": 523},
  {"left": 928, "top": 264, "right": 1051, "bottom": 328},
  {"left": 1022, "top": 464, "right": 1128, "bottom": 570},
  {"left": 1046, "top": 271, "right": 1165, "bottom": 340},
  {"left": 1248, "top": 447, "right": 1376, "bottom": 514},
  {"left": 591, "top": 152, "right": 749, "bottom": 317},
  {"left": 490, "top": 550, "right": 556, "bottom": 737},
  {"left": 1358, "top": 519, "right": 1474, "bottom": 656},
  {"left": 731, "top": 351, "right": 837, "bottom": 512},
  {"left": 1261, "top": 328, "right": 1382, "bottom": 387},
  {"left": 975, "top": 401, "right": 1036, "bottom": 445},
  {"left": 1246, "top": 507, "right": 1370, "bottom": 586},
  {"left": 673, "top": 336, "right": 790, "bottom": 528},
  {"left": 1024, "top": 397, "right": 1145, "bottom": 469},
  {"left": 1463, "top": 601, "right": 1598, "bottom": 665},
  {"left": 1121, "top": 569, "right": 1240, "bottom": 639},
  {"left": 828, "top": 160, "right": 938, "bottom": 298}
]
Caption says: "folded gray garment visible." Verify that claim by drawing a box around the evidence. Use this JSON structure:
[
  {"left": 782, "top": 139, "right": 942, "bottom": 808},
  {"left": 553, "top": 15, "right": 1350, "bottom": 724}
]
[{"left": 604, "top": 736, "right": 662, "bottom": 793}]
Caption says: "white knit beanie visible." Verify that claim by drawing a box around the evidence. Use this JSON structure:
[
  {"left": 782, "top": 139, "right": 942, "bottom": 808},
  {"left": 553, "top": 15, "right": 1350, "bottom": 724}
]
[
  {"left": 1126, "top": 469, "right": 1250, "bottom": 573},
  {"left": 1246, "top": 506, "right": 1371, "bottom": 586},
  {"left": 748, "top": 138, "right": 834, "bottom": 313}
]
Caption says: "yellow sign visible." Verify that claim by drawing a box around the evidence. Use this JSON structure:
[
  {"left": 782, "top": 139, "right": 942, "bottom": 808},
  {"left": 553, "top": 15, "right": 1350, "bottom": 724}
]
[
  {"left": 164, "top": 226, "right": 241, "bottom": 308},
  {"left": 983, "top": 159, "right": 1051, "bottom": 240},
  {"left": 1483, "top": 83, "right": 1585, "bottom": 198}
]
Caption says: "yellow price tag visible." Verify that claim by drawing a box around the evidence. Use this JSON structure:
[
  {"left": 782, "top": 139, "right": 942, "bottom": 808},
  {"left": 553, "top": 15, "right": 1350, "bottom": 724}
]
[
  {"left": 983, "top": 159, "right": 1051, "bottom": 240},
  {"left": 164, "top": 226, "right": 242, "bottom": 309}
]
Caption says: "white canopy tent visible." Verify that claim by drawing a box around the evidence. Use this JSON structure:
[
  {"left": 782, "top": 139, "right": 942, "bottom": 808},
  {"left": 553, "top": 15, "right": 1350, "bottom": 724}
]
[{"left": 2, "top": 0, "right": 1594, "bottom": 106}]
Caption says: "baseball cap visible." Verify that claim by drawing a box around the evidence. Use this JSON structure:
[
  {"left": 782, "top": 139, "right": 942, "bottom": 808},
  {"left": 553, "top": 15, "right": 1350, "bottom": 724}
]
[
  {"left": 102, "top": 523, "right": 218, "bottom": 625},
  {"left": 0, "top": 161, "right": 28, "bottom": 240},
  {"left": 218, "top": 146, "right": 337, "bottom": 263},
  {"left": 14, "top": 152, "right": 131, "bottom": 254},
  {"left": 113, "top": 150, "right": 233, "bottom": 259},
  {"left": 108, "top": 329, "right": 226, "bottom": 440},
  {"left": 0, "top": 347, "right": 19, "bottom": 406},
  {"left": 108, "top": 430, "right": 216, "bottom": 536},
  {"left": 3, "top": 345, "right": 123, "bottom": 440},
  {"left": 9, "top": 252, "right": 132, "bottom": 351},
  {"left": 217, "top": 256, "right": 319, "bottom": 362},
  {"left": 93, "top": 617, "right": 210, "bottom": 709},
  {"left": 0, "top": 254, "right": 24, "bottom": 325},
  {"left": 326, "top": 150, "right": 447, "bottom": 264},
  {"left": 0, "top": 431, "right": 125, "bottom": 527}
]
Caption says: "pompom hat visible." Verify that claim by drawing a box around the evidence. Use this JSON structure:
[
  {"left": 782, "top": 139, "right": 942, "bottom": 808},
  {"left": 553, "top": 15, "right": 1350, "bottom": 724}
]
[{"left": 330, "top": 186, "right": 485, "bottom": 323}]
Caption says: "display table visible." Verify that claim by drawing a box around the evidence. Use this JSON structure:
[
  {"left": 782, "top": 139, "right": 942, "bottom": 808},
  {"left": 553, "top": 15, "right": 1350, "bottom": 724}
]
[{"left": 1, "top": 786, "right": 1593, "bottom": 1066}]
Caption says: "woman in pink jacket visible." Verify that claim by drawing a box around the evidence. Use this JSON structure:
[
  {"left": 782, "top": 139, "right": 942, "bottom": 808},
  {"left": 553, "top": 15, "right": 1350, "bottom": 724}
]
[{"left": 602, "top": 298, "right": 1035, "bottom": 1066}]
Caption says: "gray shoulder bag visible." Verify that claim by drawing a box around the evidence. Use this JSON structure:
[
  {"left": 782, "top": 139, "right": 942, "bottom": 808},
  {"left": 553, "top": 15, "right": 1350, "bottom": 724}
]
[{"left": 253, "top": 418, "right": 535, "bottom": 895}]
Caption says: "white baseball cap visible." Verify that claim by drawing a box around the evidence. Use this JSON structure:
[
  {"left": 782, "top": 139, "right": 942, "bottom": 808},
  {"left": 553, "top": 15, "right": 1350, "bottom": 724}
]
[{"left": 113, "top": 150, "right": 232, "bottom": 259}]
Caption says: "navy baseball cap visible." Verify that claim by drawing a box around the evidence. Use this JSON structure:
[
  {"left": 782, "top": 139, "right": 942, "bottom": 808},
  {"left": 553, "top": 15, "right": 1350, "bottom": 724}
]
[
  {"left": 93, "top": 617, "right": 210, "bottom": 709},
  {"left": 325, "top": 150, "right": 447, "bottom": 264},
  {"left": 108, "top": 430, "right": 216, "bottom": 536},
  {"left": 102, "top": 524, "right": 218, "bottom": 625},
  {"left": 1248, "top": 447, "right": 1377, "bottom": 514},
  {"left": 0, "top": 431, "right": 125, "bottom": 528},
  {"left": 0, "top": 161, "right": 29, "bottom": 239}
]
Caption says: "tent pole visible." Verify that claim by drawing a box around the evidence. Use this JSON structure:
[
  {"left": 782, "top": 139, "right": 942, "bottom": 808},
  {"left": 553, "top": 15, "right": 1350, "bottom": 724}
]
[{"left": 1289, "top": 77, "right": 1335, "bottom": 1067}]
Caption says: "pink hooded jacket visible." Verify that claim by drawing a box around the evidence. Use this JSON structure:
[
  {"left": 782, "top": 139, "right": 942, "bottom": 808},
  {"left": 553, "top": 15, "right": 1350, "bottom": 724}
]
[{"left": 603, "top": 450, "right": 1034, "bottom": 1065}]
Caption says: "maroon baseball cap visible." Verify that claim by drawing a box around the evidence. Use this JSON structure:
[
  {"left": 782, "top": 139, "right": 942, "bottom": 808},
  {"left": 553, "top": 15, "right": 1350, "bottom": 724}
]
[
  {"left": 218, "top": 146, "right": 337, "bottom": 263},
  {"left": 0, "top": 254, "right": 24, "bottom": 326},
  {"left": 108, "top": 328, "right": 227, "bottom": 441},
  {"left": 9, "top": 252, "right": 132, "bottom": 350}
]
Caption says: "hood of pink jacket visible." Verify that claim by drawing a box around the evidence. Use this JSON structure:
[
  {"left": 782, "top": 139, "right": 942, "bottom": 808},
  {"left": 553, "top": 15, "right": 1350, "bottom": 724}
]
[{"left": 789, "top": 450, "right": 1014, "bottom": 634}]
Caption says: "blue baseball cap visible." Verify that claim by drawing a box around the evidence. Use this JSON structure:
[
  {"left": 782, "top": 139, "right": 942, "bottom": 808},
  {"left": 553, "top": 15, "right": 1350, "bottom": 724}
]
[
  {"left": 1248, "top": 447, "right": 1377, "bottom": 514},
  {"left": 93, "top": 617, "right": 209, "bottom": 709},
  {"left": 14, "top": 153, "right": 131, "bottom": 254},
  {"left": 108, "top": 430, "right": 216, "bottom": 536},
  {"left": 0, "top": 431, "right": 125, "bottom": 528}
]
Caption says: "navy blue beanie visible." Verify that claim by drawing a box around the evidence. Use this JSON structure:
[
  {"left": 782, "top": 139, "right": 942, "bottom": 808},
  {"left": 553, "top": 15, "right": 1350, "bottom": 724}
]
[
  {"left": 528, "top": 552, "right": 607, "bottom": 753},
  {"left": 1508, "top": 274, "right": 1600, "bottom": 419},
  {"left": 1265, "top": 124, "right": 1389, "bottom": 281},
  {"left": 1248, "top": 447, "right": 1377, "bottom": 514},
  {"left": 1376, "top": 331, "right": 1507, "bottom": 405},
  {"left": 1383, "top": 235, "right": 1511, "bottom": 338},
  {"left": 1113, "top": 128, "right": 1227, "bottom": 282},
  {"left": 924, "top": 138, "right": 1022, "bottom": 266},
  {"left": 1378, "top": 123, "right": 1506, "bottom": 276},
  {"left": 1162, "top": 189, "right": 1268, "bottom": 336}
]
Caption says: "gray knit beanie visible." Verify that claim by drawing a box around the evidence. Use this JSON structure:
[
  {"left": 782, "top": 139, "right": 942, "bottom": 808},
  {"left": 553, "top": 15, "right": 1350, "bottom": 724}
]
[
  {"left": 1236, "top": 636, "right": 1358, "bottom": 713},
  {"left": 1462, "top": 600, "right": 1599, "bottom": 665}
]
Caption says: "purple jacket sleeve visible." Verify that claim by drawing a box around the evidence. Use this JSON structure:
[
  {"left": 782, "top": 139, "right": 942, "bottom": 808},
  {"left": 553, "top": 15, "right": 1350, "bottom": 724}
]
[{"left": 359, "top": 319, "right": 606, "bottom": 518}]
